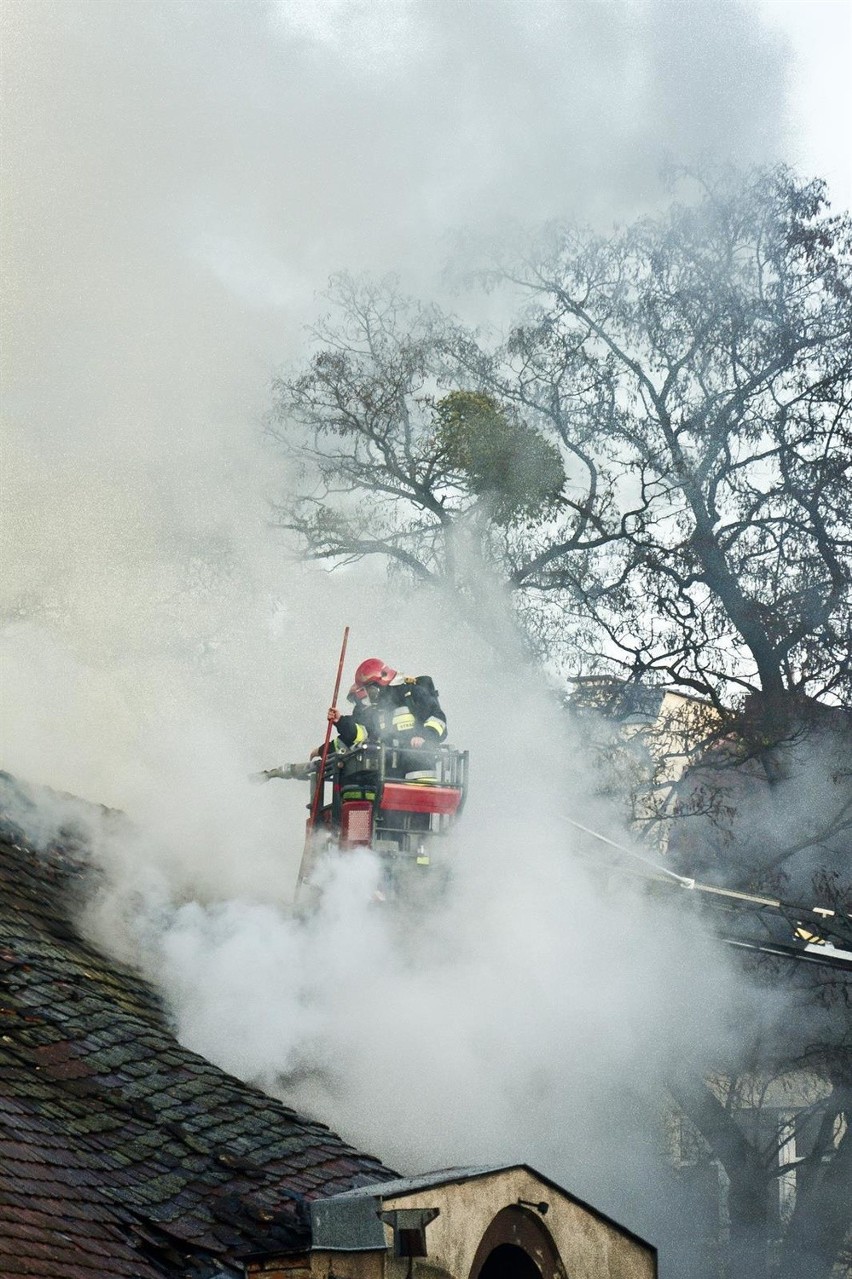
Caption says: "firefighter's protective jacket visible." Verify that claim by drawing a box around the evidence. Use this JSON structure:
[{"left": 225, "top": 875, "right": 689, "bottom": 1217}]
[{"left": 334, "top": 676, "right": 447, "bottom": 751}]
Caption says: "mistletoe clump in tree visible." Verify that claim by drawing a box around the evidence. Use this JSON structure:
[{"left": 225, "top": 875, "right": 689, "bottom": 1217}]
[
  {"left": 270, "top": 275, "right": 570, "bottom": 603},
  {"left": 433, "top": 389, "right": 565, "bottom": 528}
]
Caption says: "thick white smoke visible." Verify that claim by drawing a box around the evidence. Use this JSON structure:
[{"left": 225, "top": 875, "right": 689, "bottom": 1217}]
[
  {"left": 1, "top": 0, "right": 809, "bottom": 1266},
  {"left": 71, "top": 639, "right": 748, "bottom": 1252},
  {"left": 1, "top": 0, "right": 793, "bottom": 833}
]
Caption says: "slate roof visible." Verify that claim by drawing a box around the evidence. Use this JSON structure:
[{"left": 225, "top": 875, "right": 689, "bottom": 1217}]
[{"left": 0, "top": 777, "right": 396, "bottom": 1278}]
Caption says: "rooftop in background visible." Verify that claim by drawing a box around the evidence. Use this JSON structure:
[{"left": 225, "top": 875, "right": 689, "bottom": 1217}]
[
  {"left": 0, "top": 776, "right": 396, "bottom": 1279},
  {"left": 566, "top": 677, "right": 702, "bottom": 727}
]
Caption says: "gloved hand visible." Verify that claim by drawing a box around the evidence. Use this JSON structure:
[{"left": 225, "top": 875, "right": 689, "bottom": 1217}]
[{"left": 410, "top": 736, "right": 426, "bottom": 748}]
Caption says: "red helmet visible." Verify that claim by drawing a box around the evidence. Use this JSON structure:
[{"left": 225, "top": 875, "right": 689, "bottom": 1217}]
[{"left": 354, "top": 657, "right": 397, "bottom": 687}]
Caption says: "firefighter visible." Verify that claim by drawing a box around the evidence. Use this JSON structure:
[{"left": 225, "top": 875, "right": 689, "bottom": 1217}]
[
  {"left": 263, "top": 665, "right": 445, "bottom": 782},
  {"left": 256, "top": 660, "right": 451, "bottom": 850},
  {"left": 336, "top": 658, "right": 447, "bottom": 808},
  {"left": 319, "top": 658, "right": 448, "bottom": 783}
]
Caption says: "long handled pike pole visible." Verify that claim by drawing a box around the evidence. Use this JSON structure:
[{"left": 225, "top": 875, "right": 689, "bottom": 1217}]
[{"left": 297, "top": 625, "right": 350, "bottom": 889}]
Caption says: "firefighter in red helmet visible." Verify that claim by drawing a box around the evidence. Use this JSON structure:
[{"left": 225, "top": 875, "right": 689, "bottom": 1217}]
[
  {"left": 256, "top": 659, "right": 450, "bottom": 828},
  {"left": 322, "top": 657, "right": 448, "bottom": 772}
]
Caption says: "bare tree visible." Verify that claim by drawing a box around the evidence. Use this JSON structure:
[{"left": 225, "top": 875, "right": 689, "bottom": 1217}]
[
  {"left": 270, "top": 274, "right": 459, "bottom": 582},
  {"left": 667, "top": 1057, "right": 852, "bottom": 1279},
  {"left": 469, "top": 168, "right": 852, "bottom": 744},
  {"left": 273, "top": 170, "right": 851, "bottom": 737},
  {"left": 269, "top": 273, "right": 618, "bottom": 626}
]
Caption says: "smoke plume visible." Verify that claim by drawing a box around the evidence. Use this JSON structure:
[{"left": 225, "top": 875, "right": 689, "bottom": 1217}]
[{"left": 1, "top": 0, "right": 806, "bottom": 1269}]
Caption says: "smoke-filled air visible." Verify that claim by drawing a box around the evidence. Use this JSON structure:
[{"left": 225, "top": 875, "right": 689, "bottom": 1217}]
[{"left": 3, "top": 3, "right": 851, "bottom": 1278}]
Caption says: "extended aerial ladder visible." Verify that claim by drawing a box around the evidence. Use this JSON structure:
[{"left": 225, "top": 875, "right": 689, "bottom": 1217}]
[{"left": 564, "top": 818, "right": 852, "bottom": 973}]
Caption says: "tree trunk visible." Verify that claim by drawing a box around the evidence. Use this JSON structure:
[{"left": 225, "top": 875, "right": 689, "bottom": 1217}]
[
  {"left": 776, "top": 1102, "right": 852, "bottom": 1279},
  {"left": 667, "top": 1078, "right": 772, "bottom": 1279},
  {"left": 725, "top": 1167, "right": 772, "bottom": 1279}
]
